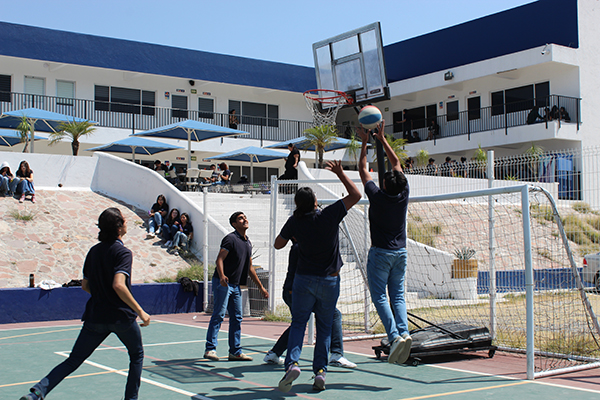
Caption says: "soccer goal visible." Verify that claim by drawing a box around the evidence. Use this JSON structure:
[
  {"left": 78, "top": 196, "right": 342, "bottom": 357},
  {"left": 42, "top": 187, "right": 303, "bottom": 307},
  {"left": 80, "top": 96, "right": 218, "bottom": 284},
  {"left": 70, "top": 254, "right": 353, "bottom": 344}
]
[{"left": 269, "top": 178, "right": 600, "bottom": 379}]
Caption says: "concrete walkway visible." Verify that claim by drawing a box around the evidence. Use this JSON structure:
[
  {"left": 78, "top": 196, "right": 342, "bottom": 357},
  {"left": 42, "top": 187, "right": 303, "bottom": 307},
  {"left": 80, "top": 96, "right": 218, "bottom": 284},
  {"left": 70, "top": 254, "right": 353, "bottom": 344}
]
[{"left": 0, "top": 190, "right": 194, "bottom": 288}]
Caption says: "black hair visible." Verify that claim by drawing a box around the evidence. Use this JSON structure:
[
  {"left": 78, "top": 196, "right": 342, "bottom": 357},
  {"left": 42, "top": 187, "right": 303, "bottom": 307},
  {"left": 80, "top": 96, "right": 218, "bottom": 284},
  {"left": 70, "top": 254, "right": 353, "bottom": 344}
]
[
  {"left": 180, "top": 212, "right": 191, "bottom": 224},
  {"left": 156, "top": 194, "right": 166, "bottom": 204},
  {"left": 98, "top": 207, "right": 125, "bottom": 242},
  {"left": 446, "top": 156, "right": 451, "bottom": 162},
  {"left": 154, "top": 160, "right": 161, "bottom": 165},
  {"left": 166, "top": 208, "right": 180, "bottom": 225},
  {"left": 382, "top": 170, "right": 408, "bottom": 196},
  {"left": 461, "top": 157, "right": 467, "bottom": 162},
  {"left": 229, "top": 109, "right": 236, "bottom": 113},
  {"left": 293, "top": 187, "right": 316, "bottom": 218},
  {"left": 229, "top": 211, "right": 245, "bottom": 227}
]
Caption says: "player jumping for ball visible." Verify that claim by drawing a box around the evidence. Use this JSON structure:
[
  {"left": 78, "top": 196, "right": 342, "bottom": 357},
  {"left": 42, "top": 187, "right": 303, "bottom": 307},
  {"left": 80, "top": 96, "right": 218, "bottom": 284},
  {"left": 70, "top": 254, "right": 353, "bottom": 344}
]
[{"left": 357, "top": 119, "right": 412, "bottom": 365}]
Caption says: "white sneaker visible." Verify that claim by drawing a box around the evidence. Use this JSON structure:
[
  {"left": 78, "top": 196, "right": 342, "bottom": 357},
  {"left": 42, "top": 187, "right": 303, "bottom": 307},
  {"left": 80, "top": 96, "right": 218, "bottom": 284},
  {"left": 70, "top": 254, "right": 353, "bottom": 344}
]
[
  {"left": 146, "top": 233, "right": 155, "bottom": 239},
  {"left": 263, "top": 351, "right": 284, "bottom": 365},
  {"left": 388, "top": 335, "right": 406, "bottom": 364},
  {"left": 329, "top": 354, "right": 356, "bottom": 368}
]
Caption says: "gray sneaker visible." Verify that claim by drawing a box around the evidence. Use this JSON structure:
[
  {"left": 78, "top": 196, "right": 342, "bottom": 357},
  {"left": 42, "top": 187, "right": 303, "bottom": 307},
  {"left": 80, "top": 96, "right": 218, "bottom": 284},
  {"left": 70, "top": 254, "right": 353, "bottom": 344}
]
[
  {"left": 397, "top": 334, "right": 412, "bottom": 364},
  {"left": 20, "top": 389, "right": 43, "bottom": 400},
  {"left": 278, "top": 362, "right": 301, "bottom": 392},
  {"left": 312, "top": 369, "right": 326, "bottom": 391}
]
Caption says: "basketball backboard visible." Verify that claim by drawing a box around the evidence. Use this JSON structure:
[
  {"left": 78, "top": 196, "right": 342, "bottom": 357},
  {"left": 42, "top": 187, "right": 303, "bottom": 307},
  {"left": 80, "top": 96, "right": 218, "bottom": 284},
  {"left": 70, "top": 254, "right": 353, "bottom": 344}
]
[{"left": 312, "top": 22, "right": 389, "bottom": 107}]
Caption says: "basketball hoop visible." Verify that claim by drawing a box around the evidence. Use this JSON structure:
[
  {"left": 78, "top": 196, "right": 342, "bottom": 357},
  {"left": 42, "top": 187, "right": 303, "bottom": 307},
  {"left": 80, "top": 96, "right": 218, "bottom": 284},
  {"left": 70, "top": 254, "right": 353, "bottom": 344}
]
[{"left": 304, "top": 89, "right": 353, "bottom": 127}]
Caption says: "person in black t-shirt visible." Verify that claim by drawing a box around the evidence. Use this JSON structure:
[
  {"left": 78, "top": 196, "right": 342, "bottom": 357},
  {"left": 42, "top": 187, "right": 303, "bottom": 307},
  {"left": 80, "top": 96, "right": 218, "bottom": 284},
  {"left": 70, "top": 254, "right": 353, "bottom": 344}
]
[
  {"left": 147, "top": 194, "right": 168, "bottom": 238},
  {"left": 20, "top": 208, "right": 150, "bottom": 400},
  {"left": 274, "top": 160, "right": 361, "bottom": 392},
  {"left": 358, "top": 120, "right": 412, "bottom": 366},
  {"left": 283, "top": 143, "right": 300, "bottom": 179},
  {"left": 204, "top": 212, "right": 268, "bottom": 362}
]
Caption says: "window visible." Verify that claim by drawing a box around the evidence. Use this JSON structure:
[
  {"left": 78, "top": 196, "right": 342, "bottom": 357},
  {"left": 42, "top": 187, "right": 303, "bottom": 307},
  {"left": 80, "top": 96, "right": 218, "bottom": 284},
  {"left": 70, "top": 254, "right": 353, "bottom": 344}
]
[
  {"left": 505, "top": 85, "right": 534, "bottom": 113},
  {"left": 24, "top": 76, "right": 45, "bottom": 95},
  {"left": 231, "top": 100, "right": 279, "bottom": 127},
  {"left": 535, "top": 82, "right": 550, "bottom": 108},
  {"left": 94, "top": 85, "right": 154, "bottom": 115},
  {"left": 171, "top": 95, "right": 188, "bottom": 118},
  {"left": 56, "top": 80, "right": 75, "bottom": 106},
  {"left": 94, "top": 85, "right": 110, "bottom": 111},
  {"left": 111, "top": 86, "right": 140, "bottom": 114},
  {"left": 198, "top": 97, "right": 214, "bottom": 119},
  {"left": 142, "top": 90, "right": 155, "bottom": 116},
  {"left": 0, "top": 74, "right": 11, "bottom": 102},
  {"left": 446, "top": 100, "right": 459, "bottom": 122},
  {"left": 491, "top": 91, "right": 504, "bottom": 116},
  {"left": 268, "top": 104, "right": 279, "bottom": 127},
  {"left": 467, "top": 96, "right": 481, "bottom": 120}
]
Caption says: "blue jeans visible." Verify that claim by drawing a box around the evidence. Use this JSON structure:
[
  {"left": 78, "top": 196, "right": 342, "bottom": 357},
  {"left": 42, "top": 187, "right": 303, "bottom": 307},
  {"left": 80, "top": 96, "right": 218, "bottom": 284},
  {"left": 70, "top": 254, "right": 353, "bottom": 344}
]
[
  {"left": 32, "top": 320, "right": 144, "bottom": 400},
  {"left": 272, "top": 289, "right": 344, "bottom": 357},
  {"left": 205, "top": 277, "right": 243, "bottom": 356},
  {"left": 367, "top": 247, "right": 409, "bottom": 343},
  {"left": 161, "top": 224, "right": 178, "bottom": 241},
  {"left": 17, "top": 178, "right": 35, "bottom": 195},
  {"left": 172, "top": 231, "right": 189, "bottom": 250},
  {"left": 1, "top": 176, "right": 19, "bottom": 194},
  {"left": 285, "top": 274, "right": 339, "bottom": 374},
  {"left": 148, "top": 213, "right": 163, "bottom": 234}
]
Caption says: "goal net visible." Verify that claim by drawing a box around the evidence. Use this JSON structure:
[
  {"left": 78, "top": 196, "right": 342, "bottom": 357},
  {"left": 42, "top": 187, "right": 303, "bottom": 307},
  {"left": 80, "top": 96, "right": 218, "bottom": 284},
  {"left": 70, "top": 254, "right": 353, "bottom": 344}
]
[{"left": 269, "top": 179, "right": 600, "bottom": 379}]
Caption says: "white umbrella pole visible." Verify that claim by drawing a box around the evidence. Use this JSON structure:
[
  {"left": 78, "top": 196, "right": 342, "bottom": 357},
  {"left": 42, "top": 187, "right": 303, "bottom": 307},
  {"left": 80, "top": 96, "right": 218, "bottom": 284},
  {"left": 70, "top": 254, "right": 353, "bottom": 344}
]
[
  {"left": 250, "top": 158, "right": 254, "bottom": 184},
  {"left": 131, "top": 147, "right": 136, "bottom": 163},
  {"left": 187, "top": 129, "right": 192, "bottom": 169}
]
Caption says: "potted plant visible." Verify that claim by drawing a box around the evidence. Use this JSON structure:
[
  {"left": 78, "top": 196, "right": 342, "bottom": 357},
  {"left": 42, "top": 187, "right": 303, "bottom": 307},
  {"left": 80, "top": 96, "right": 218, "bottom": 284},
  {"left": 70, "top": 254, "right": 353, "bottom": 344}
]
[{"left": 452, "top": 247, "right": 478, "bottom": 278}]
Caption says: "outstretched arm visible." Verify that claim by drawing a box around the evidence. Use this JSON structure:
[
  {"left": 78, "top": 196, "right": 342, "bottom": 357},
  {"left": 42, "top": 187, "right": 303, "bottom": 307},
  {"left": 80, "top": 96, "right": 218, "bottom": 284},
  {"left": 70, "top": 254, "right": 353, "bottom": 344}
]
[
  {"left": 325, "top": 160, "right": 361, "bottom": 211},
  {"left": 357, "top": 126, "right": 372, "bottom": 186},
  {"left": 372, "top": 119, "right": 402, "bottom": 173},
  {"left": 113, "top": 273, "right": 151, "bottom": 326}
]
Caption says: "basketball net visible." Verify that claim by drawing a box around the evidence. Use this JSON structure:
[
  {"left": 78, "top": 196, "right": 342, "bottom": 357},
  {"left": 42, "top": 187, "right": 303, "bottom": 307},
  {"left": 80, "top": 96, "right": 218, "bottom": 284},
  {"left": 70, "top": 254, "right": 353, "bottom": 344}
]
[{"left": 304, "top": 89, "right": 352, "bottom": 127}]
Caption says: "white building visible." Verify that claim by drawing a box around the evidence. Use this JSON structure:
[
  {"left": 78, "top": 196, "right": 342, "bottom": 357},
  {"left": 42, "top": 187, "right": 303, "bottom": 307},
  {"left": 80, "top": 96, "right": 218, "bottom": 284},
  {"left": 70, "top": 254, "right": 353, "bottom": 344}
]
[{"left": 0, "top": 0, "right": 597, "bottom": 196}]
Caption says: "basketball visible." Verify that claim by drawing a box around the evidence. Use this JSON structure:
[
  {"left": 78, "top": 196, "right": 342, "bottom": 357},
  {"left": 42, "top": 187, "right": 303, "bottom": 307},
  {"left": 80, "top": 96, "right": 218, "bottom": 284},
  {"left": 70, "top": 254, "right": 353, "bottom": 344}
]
[{"left": 358, "top": 105, "right": 383, "bottom": 129}]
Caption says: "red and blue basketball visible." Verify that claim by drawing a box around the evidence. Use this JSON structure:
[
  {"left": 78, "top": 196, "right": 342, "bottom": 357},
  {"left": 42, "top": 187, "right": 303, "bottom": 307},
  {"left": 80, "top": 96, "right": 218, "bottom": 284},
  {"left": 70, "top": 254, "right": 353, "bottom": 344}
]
[{"left": 358, "top": 105, "right": 383, "bottom": 129}]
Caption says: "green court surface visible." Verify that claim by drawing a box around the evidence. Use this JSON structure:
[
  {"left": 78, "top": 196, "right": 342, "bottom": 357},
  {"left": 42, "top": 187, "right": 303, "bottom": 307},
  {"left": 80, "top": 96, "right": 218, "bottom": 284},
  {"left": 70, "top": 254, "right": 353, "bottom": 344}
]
[{"left": 1, "top": 320, "right": 599, "bottom": 400}]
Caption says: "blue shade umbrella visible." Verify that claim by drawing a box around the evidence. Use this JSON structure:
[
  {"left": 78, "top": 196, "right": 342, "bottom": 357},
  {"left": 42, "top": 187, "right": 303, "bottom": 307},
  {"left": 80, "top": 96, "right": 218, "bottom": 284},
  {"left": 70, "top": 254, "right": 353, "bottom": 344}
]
[
  {"left": 86, "top": 137, "right": 184, "bottom": 162},
  {"left": 0, "top": 108, "right": 98, "bottom": 153},
  {"left": 0, "top": 130, "right": 48, "bottom": 147},
  {"left": 133, "top": 119, "right": 248, "bottom": 168},
  {"left": 204, "top": 146, "right": 287, "bottom": 183}
]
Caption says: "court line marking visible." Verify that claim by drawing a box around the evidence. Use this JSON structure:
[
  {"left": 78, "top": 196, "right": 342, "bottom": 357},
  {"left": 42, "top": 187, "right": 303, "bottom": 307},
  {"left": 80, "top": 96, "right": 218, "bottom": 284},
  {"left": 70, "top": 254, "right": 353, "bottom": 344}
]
[
  {"left": 0, "top": 327, "right": 80, "bottom": 340},
  {"left": 6, "top": 320, "right": 600, "bottom": 396},
  {"left": 398, "top": 381, "right": 530, "bottom": 400},
  {"left": 429, "top": 363, "right": 600, "bottom": 395},
  {"left": 0, "top": 323, "right": 81, "bottom": 333},
  {"left": 54, "top": 351, "right": 213, "bottom": 400}
]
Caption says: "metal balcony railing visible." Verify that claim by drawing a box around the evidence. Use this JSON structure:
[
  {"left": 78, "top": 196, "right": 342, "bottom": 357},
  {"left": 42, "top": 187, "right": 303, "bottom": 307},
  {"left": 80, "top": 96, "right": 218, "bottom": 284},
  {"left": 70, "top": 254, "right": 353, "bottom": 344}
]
[
  {"left": 0, "top": 91, "right": 313, "bottom": 145},
  {"left": 0, "top": 91, "right": 581, "bottom": 145},
  {"left": 383, "top": 94, "right": 581, "bottom": 143}
]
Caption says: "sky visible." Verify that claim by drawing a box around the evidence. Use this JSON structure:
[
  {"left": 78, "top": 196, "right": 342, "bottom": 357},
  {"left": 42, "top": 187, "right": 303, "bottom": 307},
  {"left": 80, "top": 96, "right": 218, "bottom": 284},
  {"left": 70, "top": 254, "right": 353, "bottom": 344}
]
[{"left": 0, "top": 0, "right": 536, "bottom": 67}]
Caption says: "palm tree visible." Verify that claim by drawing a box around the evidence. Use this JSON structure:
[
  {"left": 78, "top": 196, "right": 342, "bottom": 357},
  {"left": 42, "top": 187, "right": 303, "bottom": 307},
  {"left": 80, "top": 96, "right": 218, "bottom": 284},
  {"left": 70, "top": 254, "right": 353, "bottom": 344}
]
[
  {"left": 346, "top": 131, "right": 361, "bottom": 167},
  {"left": 50, "top": 120, "right": 97, "bottom": 156},
  {"left": 524, "top": 142, "right": 544, "bottom": 182},
  {"left": 373, "top": 134, "right": 407, "bottom": 167},
  {"left": 415, "top": 149, "right": 429, "bottom": 168},
  {"left": 303, "top": 124, "right": 338, "bottom": 168},
  {"left": 16, "top": 115, "right": 33, "bottom": 153}
]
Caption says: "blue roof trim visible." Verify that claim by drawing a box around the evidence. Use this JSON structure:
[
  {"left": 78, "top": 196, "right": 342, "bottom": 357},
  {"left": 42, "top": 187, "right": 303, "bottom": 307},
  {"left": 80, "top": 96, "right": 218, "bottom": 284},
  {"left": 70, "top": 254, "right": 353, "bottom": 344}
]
[
  {"left": 383, "top": 0, "right": 579, "bottom": 84},
  {"left": 0, "top": 22, "right": 316, "bottom": 93}
]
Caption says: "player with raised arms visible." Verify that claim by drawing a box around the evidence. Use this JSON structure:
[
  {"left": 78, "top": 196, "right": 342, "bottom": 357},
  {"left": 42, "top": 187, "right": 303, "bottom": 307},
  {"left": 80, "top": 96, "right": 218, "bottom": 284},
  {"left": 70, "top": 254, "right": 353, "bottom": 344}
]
[{"left": 357, "top": 117, "right": 412, "bottom": 365}]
